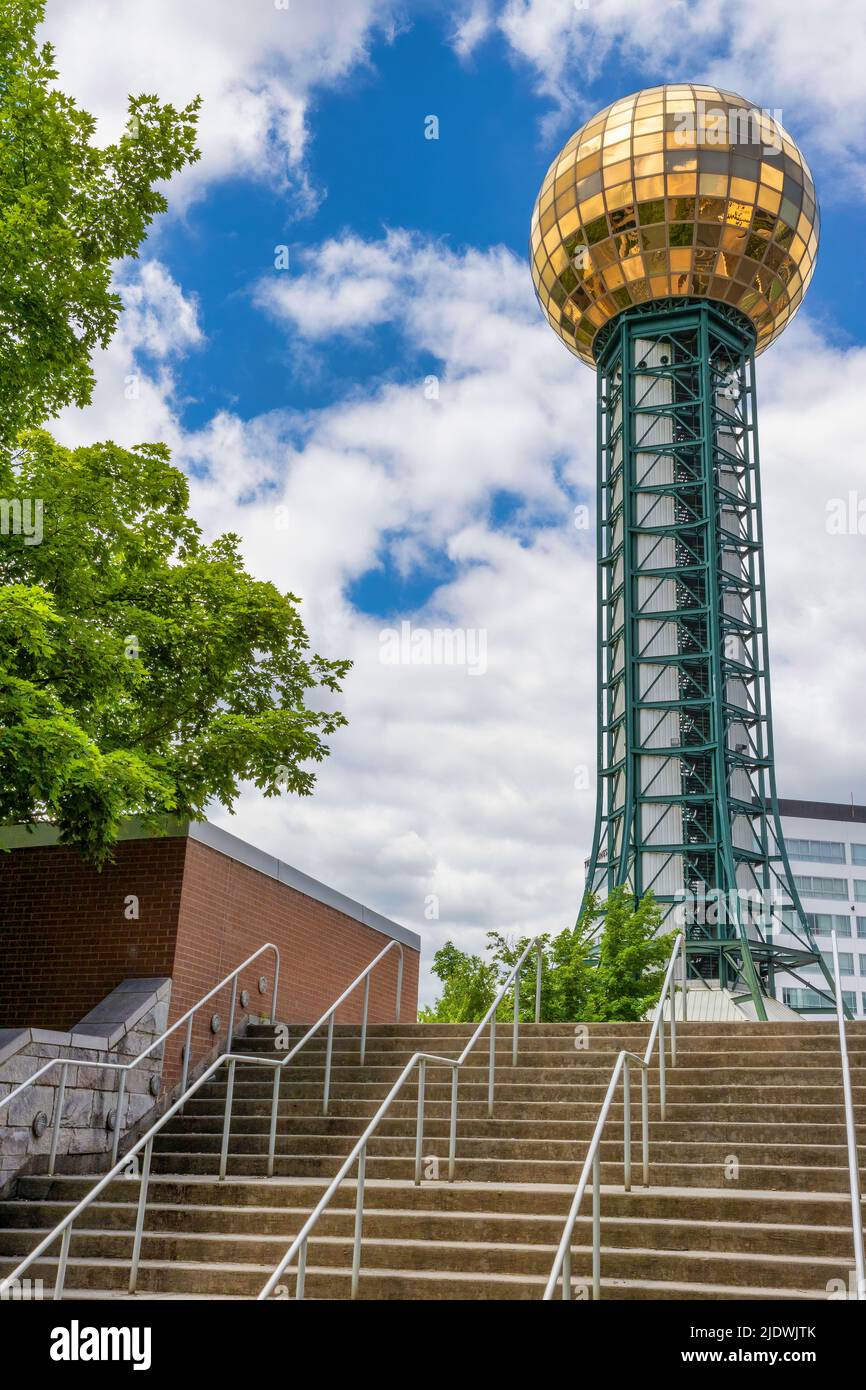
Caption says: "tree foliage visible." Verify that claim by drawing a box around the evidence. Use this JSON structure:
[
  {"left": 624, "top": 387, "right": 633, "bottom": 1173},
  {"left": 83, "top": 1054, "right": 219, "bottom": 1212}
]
[
  {"left": 419, "top": 886, "right": 672, "bottom": 1023},
  {"left": 418, "top": 941, "right": 500, "bottom": 1024},
  {"left": 0, "top": 433, "right": 351, "bottom": 862},
  {"left": 0, "top": 5, "right": 352, "bottom": 862},
  {"left": 0, "top": 0, "right": 200, "bottom": 443}
]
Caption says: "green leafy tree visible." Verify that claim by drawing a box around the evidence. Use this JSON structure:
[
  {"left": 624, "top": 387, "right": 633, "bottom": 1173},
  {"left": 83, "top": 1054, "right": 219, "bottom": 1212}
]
[
  {"left": 487, "top": 919, "right": 597, "bottom": 1023},
  {"left": 0, "top": 0, "right": 200, "bottom": 443},
  {"left": 0, "top": 433, "right": 350, "bottom": 861},
  {"left": 419, "top": 887, "right": 673, "bottom": 1023},
  {"left": 583, "top": 885, "right": 671, "bottom": 1021},
  {"left": 0, "top": 5, "right": 352, "bottom": 863},
  {"left": 418, "top": 941, "right": 499, "bottom": 1023}
]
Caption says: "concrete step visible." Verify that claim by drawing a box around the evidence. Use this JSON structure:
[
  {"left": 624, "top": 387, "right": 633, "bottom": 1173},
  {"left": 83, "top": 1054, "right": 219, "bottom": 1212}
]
[
  {"left": 14, "top": 1174, "right": 863, "bottom": 1225},
  {"left": 229, "top": 1034, "right": 866, "bottom": 1061},
  {"left": 150, "top": 1130, "right": 862, "bottom": 1169},
  {"left": 159, "top": 1114, "right": 857, "bottom": 1145},
  {"left": 179, "top": 1097, "right": 866, "bottom": 1125},
  {"left": 0, "top": 1201, "right": 856, "bottom": 1259},
  {"left": 0, "top": 1226, "right": 853, "bottom": 1289},
  {"left": 248, "top": 1021, "right": 866, "bottom": 1038},
  {"left": 0, "top": 1248, "right": 845, "bottom": 1300},
  {"left": 198, "top": 1079, "right": 866, "bottom": 1106},
  {"left": 207, "top": 1063, "right": 865, "bottom": 1085},
  {"left": 145, "top": 1150, "right": 865, "bottom": 1190}
]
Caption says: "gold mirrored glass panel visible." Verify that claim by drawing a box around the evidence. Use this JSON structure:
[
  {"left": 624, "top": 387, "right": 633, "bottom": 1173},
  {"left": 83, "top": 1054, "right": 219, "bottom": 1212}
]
[{"left": 530, "top": 84, "right": 819, "bottom": 366}]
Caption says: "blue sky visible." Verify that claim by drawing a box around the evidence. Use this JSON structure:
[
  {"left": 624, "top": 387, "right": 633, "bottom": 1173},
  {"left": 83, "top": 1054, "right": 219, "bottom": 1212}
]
[
  {"left": 47, "top": 0, "right": 866, "bottom": 999},
  {"left": 148, "top": 8, "right": 865, "bottom": 425}
]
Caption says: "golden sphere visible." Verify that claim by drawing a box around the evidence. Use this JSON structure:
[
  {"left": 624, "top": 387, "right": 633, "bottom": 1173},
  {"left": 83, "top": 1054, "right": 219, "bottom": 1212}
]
[{"left": 529, "top": 84, "right": 819, "bottom": 366}]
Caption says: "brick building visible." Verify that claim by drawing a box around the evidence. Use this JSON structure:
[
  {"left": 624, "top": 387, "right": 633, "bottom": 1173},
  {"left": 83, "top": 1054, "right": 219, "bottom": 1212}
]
[{"left": 0, "top": 819, "right": 420, "bottom": 1078}]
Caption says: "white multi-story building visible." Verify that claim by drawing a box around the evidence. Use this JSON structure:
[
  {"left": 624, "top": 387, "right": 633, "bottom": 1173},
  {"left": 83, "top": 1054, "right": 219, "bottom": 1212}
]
[{"left": 774, "top": 798, "right": 866, "bottom": 1019}]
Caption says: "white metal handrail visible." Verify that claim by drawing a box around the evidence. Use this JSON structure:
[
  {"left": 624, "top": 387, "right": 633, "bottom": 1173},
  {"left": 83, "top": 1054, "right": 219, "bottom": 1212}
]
[
  {"left": 830, "top": 929, "right": 865, "bottom": 1301},
  {"left": 0, "top": 1050, "right": 233, "bottom": 1300},
  {"left": 0, "top": 942, "right": 280, "bottom": 1172},
  {"left": 543, "top": 931, "right": 686, "bottom": 1300},
  {"left": 0, "top": 939, "right": 403, "bottom": 1299},
  {"left": 225, "top": 937, "right": 404, "bottom": 1179},
  {"left": 257, "top": 936, "right": 544, "bottom": 1300}
]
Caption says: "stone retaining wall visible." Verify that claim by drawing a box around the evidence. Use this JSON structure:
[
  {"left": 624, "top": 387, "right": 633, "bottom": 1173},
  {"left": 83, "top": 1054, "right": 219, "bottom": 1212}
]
[{"left": 0, "top": 977, "right": 170, "bottom": 1193}]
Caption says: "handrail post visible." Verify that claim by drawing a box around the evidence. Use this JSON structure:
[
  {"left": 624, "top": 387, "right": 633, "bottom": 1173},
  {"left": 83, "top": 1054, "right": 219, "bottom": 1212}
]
[
  {"left": 658, "top": 1011, "right": 666, "bottom": 1121},
  {"left": 562, "top": 1244, "right": 571, "bottom": 1301},
  {"left": 53, "top": 1222, "right": 72, "bottom": 1301},
  {"left": 512, "top": 968, "right": 520, "bottom": 1066},
  {"left": 360, "top": 975, "right": 370, "bottom": 1065},
  {"left": 669, "top": 944, "right": 677, "bottom": 1066},
  {"left": 623, "top": 1056, "right": 632, "bottom": 1192},
  {"left": 535, "top": 942, "right": 543, "bottom": 1023},
  {"left": 351, "top": 1144, "right": 366, "bottom": 1299},
  {"left": 395, "top": 948, "right": 403, "bottom": 1023},
  {"left": 414, "top": 1061, "right": 426, "bottom": 1185},
  {"left": 641, "top": 1065, "right": 649, "bottom": 1187},
  {"left": 323, "top": 1015, "right": 335, "bottom": 1116},
  {"left": 296, "top": 1238, "right": 307, "bottom": 1299},
  {"left": 488, "top": 1016, "right": 496, "bottom": 1118},
  {"left": 49, "top": 1063, "right": 68, "bottom": 1177},
  {"left": 592, "top": 1149, "right": 601, "bottom": 1300},
  {"left": 110, "top": 1069, "right": 126, "bottom": 1168},
  {"left": 267, "top": 1067, "right": 280, "bottom": 1179},
  {"left": 270, "top": 946, "right": 280, "bottom": 1024},
  {"left": 227, "top": 976, "right": 239, "bottom": 1048},
  {"left": 219, "top": 1059, "right": 236, "bottom": 1181},
  {"left": 681, "top": 935, "right": 688, "bottom": 1021},
  {"left": 831, "top": 930, "right": 866, "bottom": 1300},
  {"left": 128, "top": 1136, "right": 153, "bottom": 1294},
  {"left": 448, "top": 1067, "right": 458, "bottom": 1181},
  {"left": 179, "top": 1015, "right": 194, "bottom": 1115}
]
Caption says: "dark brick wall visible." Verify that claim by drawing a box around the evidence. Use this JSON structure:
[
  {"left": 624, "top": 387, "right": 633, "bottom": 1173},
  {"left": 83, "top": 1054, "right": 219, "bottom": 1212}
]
[
  {"left": 0, "top": 835, "right": 419, "bottom": 1060},
  {"left": 0, "top": 837, "right": 187, "bottom": 1030}
]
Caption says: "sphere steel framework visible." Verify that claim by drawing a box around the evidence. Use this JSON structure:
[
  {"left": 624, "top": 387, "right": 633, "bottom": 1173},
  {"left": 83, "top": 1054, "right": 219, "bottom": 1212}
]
[
  {"left": 531, "top": 84, "right": 833, "bottom": 1017},
  {"left": 530, "top": 84, "right": 819, "bottom": 366}
]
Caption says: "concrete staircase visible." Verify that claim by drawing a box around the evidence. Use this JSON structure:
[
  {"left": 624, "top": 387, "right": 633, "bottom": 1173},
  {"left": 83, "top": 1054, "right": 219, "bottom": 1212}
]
[{"left": 1, "top": 1020, "right": 864, "bottom": 1299}]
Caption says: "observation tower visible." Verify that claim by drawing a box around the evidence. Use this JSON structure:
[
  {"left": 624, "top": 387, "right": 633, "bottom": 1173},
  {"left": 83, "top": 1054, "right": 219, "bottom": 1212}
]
[{"left": 530, "top": 84, "right": 834, "bottom": 1017}]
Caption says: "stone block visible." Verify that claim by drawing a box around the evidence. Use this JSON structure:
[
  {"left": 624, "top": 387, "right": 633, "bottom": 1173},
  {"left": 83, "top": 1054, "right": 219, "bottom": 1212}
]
[
  {"left": 4, "top": 1084, "right": 54, "bottom": 1129},
  {"left": 68, "top": 1128, "right": 110, "bottom": 1157},
  {"left": 58, "top": 1088, "right": 95, "bottom": 1129},
  {"left": 124, "top": 1066, "right": 160, "bottom": 1096},
  {"left": 124, "top": 1092, "right": 156, "bottom": 1127},
  {"left": 71, "top": 1065, "right": 117, "bottom": 1091},
  {"left": 0, "top": 1054, "right": 57, "bottom": 1086}
]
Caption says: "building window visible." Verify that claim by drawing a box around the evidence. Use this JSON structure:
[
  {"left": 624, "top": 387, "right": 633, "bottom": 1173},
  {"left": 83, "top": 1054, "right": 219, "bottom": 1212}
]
[
  {"left": 780, "top": 910, "right": 852, "bottom": 937},
  {"left": 782, "top": 986, "right": 849, "bottom": 1010},
  {"left": 786, "top": 837, "right": 846, "bottom": 864},
  {"left": 852, "top": 844, "right": 866, "bottom": 866},
  {"left": 860, "top": 955, "right": 866, "bottom": 977},
  {"left": 857, "top": 917, "right": 866, "bottom": 939},
  {"left": 855, "top": 881, "right": 866, "bottom": 901},
  {"left": 814, "top": 951, "right": 854, "bottom": 975},
  {"left": 793, "top": 875, "right": 849, "bottom": 900}
]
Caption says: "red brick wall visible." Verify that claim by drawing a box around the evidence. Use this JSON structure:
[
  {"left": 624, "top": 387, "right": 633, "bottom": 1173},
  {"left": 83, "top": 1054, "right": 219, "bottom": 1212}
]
[
  {"left": 164, "top": 838, "right": 418, "bottom": 1083},
  {"left": 0, "top": 837, "right": 187, "bottom": 1030},
  {"left": 0, "top": 835, "right": 419, "bottom": 1057}
]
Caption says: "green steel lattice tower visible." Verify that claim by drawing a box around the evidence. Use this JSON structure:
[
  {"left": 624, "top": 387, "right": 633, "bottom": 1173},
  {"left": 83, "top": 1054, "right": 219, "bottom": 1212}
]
[{"left": 530, "top": 84, "right": 836, "bottom": 1017}]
